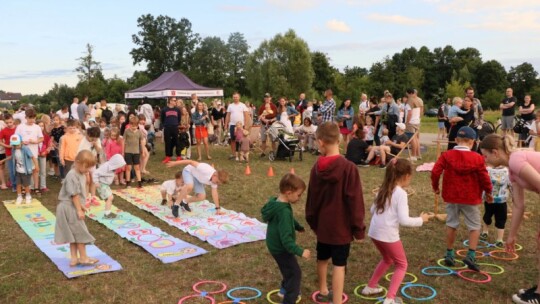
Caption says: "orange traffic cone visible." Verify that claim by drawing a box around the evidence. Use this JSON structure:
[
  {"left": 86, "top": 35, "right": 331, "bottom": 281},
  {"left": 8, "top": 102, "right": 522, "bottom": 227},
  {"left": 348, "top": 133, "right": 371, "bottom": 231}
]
[
  {"left": 290, "top": 167, "right": 295, "bottom": 174},
  {"left": 267, "top": 166, "right": 274, "bottom": 177},
  {"left": 245, "top": 165, "right": 252, "bottom": 175}
]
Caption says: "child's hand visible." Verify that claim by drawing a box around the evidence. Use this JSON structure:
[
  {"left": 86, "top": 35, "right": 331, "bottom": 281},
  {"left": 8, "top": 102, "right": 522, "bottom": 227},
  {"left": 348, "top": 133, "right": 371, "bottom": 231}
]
[
  {"left": 486, "top": 193, "right": 494, "bottom": 204},
  {"left": 77, "top": 209, "right": 85, "bottom": 220},
  {"left": 302, "top": 249, "right": 311, "bottom": 259},
  {"left": 420, "top": 212, "right": 430, "bottom": 223}
]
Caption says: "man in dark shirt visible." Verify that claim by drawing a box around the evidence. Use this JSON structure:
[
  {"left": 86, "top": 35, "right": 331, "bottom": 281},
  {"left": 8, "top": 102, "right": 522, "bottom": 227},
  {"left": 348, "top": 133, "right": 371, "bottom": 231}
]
[
  {"left": 500, "top": 88, "right": 517, "bottom": 137},
  {"left": 160, "top": 97, "right": 181, "bottom": 163}
]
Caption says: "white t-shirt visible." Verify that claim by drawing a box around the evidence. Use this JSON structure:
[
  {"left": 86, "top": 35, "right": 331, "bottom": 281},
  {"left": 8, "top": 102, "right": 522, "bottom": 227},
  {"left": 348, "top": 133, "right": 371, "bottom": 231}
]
[
  {"left": 14, "top": 149, "right": 25, "bottom": 173},
  {"left": 359, "top": 100, "right": 370, "bottom": 113},
  {"left": 13, "top": 111, "right": 26, "bottom": 125},
  {"left": 368, "top": 186, "right": 423, "bottom": 243},
  {"left": 140, "top": 104, "right": 154, "bottom": 125},
  {"left": 78, "top": 136, "right": 101, "bottom": 158},
  {"left": 160, "top": 179, "right": 183, "bottom": 195},
  {"left": 226, "top": 102, "right": 249, "bottom": 126},
  {"left": 185, "top": 163, "right": 218, "bottom": 189},
  {"left": 15, "top": 123, "right": 43, "bottom": 157},
  {"left": 70, "top": 103, "right": 79, "bottom": 120},
  {"left": 56, "top": 110, "right": 69, "bottom": 120}
]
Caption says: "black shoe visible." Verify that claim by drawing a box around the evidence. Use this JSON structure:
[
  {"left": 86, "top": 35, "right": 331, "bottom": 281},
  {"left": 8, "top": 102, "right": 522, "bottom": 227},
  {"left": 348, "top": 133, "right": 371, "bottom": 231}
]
[
  {"left": 161, "top": 199, "right": 167, "bottom": 206},
  {"left": 513, "top": 291, "right": 540, "bottom": 304},
  {"left": 180, "top": 201, "right": 191, "bottom": 212},
  {"left": 171, "top": 204, "right": 179, "bottom": 218},
  {"left": 137, "top": 181, "right": 143, "bottom": 188},
  {"left": 519, "top": 286, "right": 538, "bottom": 295},
  {"left": 444, "top": 255, "right": 455, "bottom": 267},
  {"left": 357, "top": 160, "right": 369, "bottom": 167},
  {"left": 379, "top": 164, "right": 386, "bottom": 169},
  {"left": 463, "top": 256, "right": 480, "bottom": 272}
]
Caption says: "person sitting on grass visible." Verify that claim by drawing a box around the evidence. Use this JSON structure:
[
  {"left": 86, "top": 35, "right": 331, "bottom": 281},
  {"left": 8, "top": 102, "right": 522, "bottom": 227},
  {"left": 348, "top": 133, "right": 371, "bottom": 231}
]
[
  {"left": 361, "top": 123, "right": 408, "bottom": 168},
  {"left": 261, "top": 173, "right": 311, "bottom": 304},
  {"left": 92, "top": 154, "right": 126, "bottom": 219},
  {"left": 166, "top": 160, "right": 229, "bottom": 217},
  {"left": 431, "top": 126, "right": 493, "bottom": 272},
  {"left": 159, "top": 171, "right": 184, "bottom": 206},
  {"left": 345, "top": 128, "right": 371, "bottom": 166}
]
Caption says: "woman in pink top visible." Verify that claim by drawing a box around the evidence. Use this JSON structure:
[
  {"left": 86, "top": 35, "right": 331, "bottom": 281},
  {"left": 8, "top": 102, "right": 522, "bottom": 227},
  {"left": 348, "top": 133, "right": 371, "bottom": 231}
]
[
  {"left": 105, "top": 127, "right": 125, "bottom": 185},
  {"left": 480, "top": 134, "right": 540, "bottom": 304}
]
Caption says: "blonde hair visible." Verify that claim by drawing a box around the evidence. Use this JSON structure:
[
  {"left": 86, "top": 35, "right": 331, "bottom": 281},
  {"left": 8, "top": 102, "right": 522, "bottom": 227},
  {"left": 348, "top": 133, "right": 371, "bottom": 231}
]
[
  {"left": 75, "top": 150, "right": 96, "bottom": 168},
  {"left": 216, "top": 170, "right": 229, "bottom": 184},
  {"left": 479, "top": 134, "right": 515, "bottom": 155},
  {"left": 452, "top": 97, "right": 462, "bottom": 105}
]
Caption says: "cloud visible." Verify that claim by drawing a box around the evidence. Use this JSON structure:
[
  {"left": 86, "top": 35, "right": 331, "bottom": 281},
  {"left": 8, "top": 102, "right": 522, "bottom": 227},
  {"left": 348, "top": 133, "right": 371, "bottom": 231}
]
[
  {"left": 217, "top": 5, "right": 255, "bottom": 12},
  {"left": 430, "top": 0, "right": 540, "bottom": 13},
  {"left": 325, "top": 20, "right": 352, "bottom": 32},
  {"left": 466, "top": 11, "right": 540, "bottom": 32},
  {"left": 265, "top": 0, "right": 320, "bottom": 11},
  {"left": 316, "top": 39, "right": 408, "bottom": 52},
  {"left": 0, "top": 69, "right": 74, "bottom": 80},
  {"left": 367, "top": 13, "right": 433, "bottom": 26},
  {"left": 345, "top": 0, "right": 392, "bottom": 6}
]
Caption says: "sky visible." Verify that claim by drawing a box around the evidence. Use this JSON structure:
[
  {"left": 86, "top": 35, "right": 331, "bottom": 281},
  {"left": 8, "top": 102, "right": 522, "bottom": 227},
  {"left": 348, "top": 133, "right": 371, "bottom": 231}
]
[{"left": 1, "top": 0, "right": 540, "bottom": 95}]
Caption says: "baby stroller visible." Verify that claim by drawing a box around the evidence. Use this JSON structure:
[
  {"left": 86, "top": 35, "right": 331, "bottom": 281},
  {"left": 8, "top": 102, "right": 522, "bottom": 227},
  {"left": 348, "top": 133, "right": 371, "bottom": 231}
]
[{"left": 266, "top": 121, "right": 303, "bottom": 162}]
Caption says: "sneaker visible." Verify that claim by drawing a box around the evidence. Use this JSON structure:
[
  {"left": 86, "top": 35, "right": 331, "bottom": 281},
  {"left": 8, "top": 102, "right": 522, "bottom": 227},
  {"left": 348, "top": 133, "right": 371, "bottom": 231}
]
[
  {"left": 383, "top": 297, "right": 404, "bottom": 304},
  {"left": 444, "top": 255, "right": 456, "bottom": 267},
  {"left": 180, "top": 201, "right": 191, "bottom": 212},
  {"left": 315, "top": 291, "right": 333, "bottom": 303},
  {"left": 518, "top": 286, "right": 538, "bottom": 295},
  {"left": 357, "top": 160, "right": 369, "bottom": 167},
  {"left": 171, "top": 204, "right": 179, "bottom": 218},
  {"left": 278, "top": 287, "right": 286, "bottom": 298},
  {"left": 137, "top": 181, "right": 143, "bottom": 188},
  {"left": 160, "top": 199, "right": 167, "bottom": 206},
  {"left": 495, "top": 241, "right": 504, "bottom": 248},
  {"left": 379, "top": 164, "right": 386, "bottom": 169},
  {"left": 161, "top": 157, "right": 171, "bottom": 164},
  {"left": 362, "top": 286, "right": 384, "bottom": 295},
  {"left": 103, "top": 212, "right": 117, "bottom": 219},
  {"left": 15, "top": 196, "right": 23, "bottom": 205},
  {"left": 513, "top": 292, "right": 540, "bottom": 304},
  {"left": 125, "top": 181, "right": 131, "bottom": 188},
  {"left": 463, "top": 255, "right": 480, "bottom": 272},
  {"left": 480, "top": 232, "right": 488, "bottom": 240},
  {"left": 25, "top": 195, "right": 32, "bottom": 204}
]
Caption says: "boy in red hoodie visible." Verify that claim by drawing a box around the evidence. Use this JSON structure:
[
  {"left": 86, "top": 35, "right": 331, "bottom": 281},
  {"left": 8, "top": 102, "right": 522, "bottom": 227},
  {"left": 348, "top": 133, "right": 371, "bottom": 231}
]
[
  {"left": 432, "top": 126, "right": 493, "bottom": 272},
  {"left": 306, "top": 122, "right": 365, "bottom": 304}
]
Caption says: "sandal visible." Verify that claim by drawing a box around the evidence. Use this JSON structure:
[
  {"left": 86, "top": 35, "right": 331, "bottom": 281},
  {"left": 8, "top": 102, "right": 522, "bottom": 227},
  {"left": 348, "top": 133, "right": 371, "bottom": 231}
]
[
  {"left": 69, "top": 259, "right": 79, "bottom": 267},
  {"left": 34, "top": 189, "right": 42, "bottom": 196},
  {"left": 79, "top": 258, "right": 99, "bottom": 266}
]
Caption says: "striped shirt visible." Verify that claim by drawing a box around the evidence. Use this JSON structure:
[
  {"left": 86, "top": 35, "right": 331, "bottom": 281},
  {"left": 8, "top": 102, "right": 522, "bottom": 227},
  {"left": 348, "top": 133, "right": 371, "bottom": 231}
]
[{"left": 320, "top": 98, "right": 336, "bottom": 122}]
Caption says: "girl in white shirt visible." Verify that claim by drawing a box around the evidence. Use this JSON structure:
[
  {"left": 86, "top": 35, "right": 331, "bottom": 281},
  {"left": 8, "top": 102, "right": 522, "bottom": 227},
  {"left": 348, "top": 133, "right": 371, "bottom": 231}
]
[{"left": 361, "top": 158, "right": 429, "bottom": 304}]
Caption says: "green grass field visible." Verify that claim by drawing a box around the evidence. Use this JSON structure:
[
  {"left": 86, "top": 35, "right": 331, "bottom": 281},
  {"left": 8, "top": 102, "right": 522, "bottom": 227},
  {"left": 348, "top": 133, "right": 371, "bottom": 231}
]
[{"left": 0, "top": 138, "right": 538, "bottom": 304}]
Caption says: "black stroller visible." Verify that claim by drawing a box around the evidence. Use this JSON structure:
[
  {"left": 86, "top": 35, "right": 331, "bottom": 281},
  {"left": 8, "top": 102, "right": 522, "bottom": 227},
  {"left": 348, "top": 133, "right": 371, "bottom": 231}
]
[{"left": 266, "top": 121, "right": 303, "bottom": 162}]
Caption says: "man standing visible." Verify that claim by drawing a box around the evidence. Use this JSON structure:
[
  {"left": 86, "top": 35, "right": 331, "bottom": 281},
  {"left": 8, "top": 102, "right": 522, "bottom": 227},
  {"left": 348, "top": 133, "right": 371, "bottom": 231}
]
[
  {"left": 224, "top": 92, "right": 250, "bottom": 159},
  {"left": 500, "top": 88, "right": 517, "bottom": 137},
  {"left": 319, "top": 89, "right": 336, "bottom": 123},
  {"left": 160, "top": 97, "right": 181, "bottom": 163},
  {"left": 55, "top": 105, "right": 70, "bottom": 121},
  {"left": 258, "top": 93, "right": 278, "bottom": 158},
  {"left": 69, "top": 97, "right": 79, "bottom": 120},
  {"left": 77, "top": 96, "right": 90, "bottom": 123},
  {"left": 296, "top": 92, "right": 308, "bottom": 113},
  {"left": 465, "top": 87, "right": 484, "bottom": 133}
]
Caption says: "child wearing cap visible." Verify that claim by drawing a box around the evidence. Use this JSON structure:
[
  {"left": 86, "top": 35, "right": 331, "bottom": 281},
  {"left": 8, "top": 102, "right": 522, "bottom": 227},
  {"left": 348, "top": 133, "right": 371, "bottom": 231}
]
[
  {"left": 431, "top": 126, "right": 493, "bottom": 272},
  {"left": 7, "top": 134, "right": 38, "bottom": 205}
]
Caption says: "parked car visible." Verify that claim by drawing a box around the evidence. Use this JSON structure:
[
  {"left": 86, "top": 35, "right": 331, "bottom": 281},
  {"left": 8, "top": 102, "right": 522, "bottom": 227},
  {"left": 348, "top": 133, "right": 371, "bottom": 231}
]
[{"left": 424, "top": 108, "right": 438, "bottom": 117}]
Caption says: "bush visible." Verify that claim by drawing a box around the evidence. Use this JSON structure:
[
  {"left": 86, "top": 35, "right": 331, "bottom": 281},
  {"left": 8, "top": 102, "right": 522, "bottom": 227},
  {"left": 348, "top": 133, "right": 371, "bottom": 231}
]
[{"left": 482, "top": 89, "right": 504, "bottom": 110}]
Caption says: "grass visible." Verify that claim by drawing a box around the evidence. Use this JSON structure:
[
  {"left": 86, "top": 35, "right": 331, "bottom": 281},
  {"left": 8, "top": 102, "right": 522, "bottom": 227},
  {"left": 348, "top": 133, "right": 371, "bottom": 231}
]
[{"left": 0, "top": 138, "right": 538, "bottom": 304}]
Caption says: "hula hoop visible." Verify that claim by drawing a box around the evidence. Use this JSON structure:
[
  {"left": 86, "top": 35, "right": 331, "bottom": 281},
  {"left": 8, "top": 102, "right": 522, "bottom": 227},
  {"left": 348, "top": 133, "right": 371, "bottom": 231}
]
[
  {"left": 487, "top": 250, "right": 519, "bottom": 261},
  {"left": 456, "top": 249, "right": 485, "bottom": 258},
  {"left": 456, "top": 269, "right": 492, "bottom": 283},
  {"left": 385, "top": 272, "right": 418, "bottom": 284},
  {"left": 266, "top": 290, "right": 301, "bottom": 304},
  {"left": 477, "top": 263, "right": 505, "bottom": 275},
  {"left": 437, "top": 258, "right": 467, "bottom": 269},
  {"left": 226, "top": 287, "right": 262, "bottom": 301},
  {"left": 353, "top": 283, "right": 387, "bottom": 300},
  {"left": 311, "top": 291, "right": 349, "bottom": 303},
  {"left": 217, "top": 302, "right": 246, "bottom": 304},
  {"left": 463, "top": 239, "right": 490, "bottom": 249},
  {"left": 400, "top": 283, "right": 437, "bottom": 301},
  {"left": 494, "top": 242, "right": 523, "bottom": 251},
  {"left": 178, "top": 294, "right": 215, "bottom": 304},
  {"left": 193, "top": 281, "right": 228, "bottom": 295},
  {"left": 421, "top": 266, "right": 455, "bottom": 276}
]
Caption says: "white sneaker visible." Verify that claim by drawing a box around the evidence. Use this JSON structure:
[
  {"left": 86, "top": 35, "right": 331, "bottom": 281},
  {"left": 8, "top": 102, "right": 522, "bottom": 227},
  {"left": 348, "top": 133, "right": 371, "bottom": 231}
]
[
  {"left": 362, "top": 286, "right": 384, "bottom": 295},
  {"left": 25, "top": 195, "right": 32, "bottom": 204},
  {"left": 410, "top": 156, "right": 417, "bottom": 162},
  {"left": 383, "top": 297, "right": 404, "bottom": 304},
  {"left": 15, "top": 196, "right": 23, "bottom": 205},
  {"left": 48, "top": 170, "right": 55, "bottom": 176}
]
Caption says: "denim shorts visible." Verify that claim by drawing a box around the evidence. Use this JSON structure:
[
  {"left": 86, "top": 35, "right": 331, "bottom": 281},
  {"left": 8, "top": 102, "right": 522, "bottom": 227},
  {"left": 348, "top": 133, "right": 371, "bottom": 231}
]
[{"left": 182, "top": 168, "right": 205, "bottom": 194}]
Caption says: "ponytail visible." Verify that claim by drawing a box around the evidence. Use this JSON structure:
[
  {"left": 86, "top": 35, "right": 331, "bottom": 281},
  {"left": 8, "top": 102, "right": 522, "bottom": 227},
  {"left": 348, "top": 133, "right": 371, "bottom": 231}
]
[
  {"left": 479, "top": 134, "right": 515, "bottom": 156},
  {"left": 374, "top": 158, "right": 413, "bottom": 214}
]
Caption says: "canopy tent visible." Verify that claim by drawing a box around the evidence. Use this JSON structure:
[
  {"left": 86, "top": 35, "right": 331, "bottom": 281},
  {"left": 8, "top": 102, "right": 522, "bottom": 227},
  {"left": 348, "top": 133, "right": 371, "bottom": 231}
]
[{"left": 124, "top": 71, "right": 223, "bottom": 99}]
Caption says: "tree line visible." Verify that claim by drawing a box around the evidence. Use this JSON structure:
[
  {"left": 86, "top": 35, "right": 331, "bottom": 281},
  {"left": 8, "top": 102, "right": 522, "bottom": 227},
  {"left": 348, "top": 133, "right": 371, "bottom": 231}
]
[{"left": 13, "top": 14, "right": 540, "bottom": 113}]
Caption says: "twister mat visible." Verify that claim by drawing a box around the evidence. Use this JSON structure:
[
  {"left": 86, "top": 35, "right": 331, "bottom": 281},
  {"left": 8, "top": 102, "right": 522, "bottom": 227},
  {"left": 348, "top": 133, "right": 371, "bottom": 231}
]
[
  {"left": 113, "top": 185, "right": 267, "bottom": 249},
  {"left": 84, "top": 197, "right": 207, "bottom": 263},
  {"left": 3, "top": 199, "right": 122, "bottom": 278}
]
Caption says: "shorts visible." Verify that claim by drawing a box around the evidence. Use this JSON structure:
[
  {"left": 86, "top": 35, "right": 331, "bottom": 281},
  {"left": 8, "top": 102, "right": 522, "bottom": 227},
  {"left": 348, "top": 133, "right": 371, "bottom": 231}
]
[
  {"left": 97, "top": 183, "right": 112, "bottom": 200},
  {"left": 483, "top": 202, "right": 507, "bottom": 229},
  {"left": 124, "top": 153, "right": 140, "bottom": 165},
  {"left": 194, "top": 126, "right": 208, "bottom": 140},
  {"left": 16, "top": 172, "right": 31, "bottom": 187},
  {"left": 229, "top": 125, "right": 236, "bottom": 141},
  {"left": 340, "top": 127, "right": 352, "bottom": 135},
  {"left": 501, "top": 115, "right": 515, "bottom": 130},
  {"left": 405, "top": 123, "right": 419, "bottom": 134},
  {"left": 0, "top": 154, "right": 5, "bottom": 161},
  {"left": 316, "top": 242, "right": 351, "bottom": 266},
  {"left": 182, "top": 168, "right": 206, "bottom": 195},
  {"left": 438, "top": 122, "right": 445, "bottom": 129},
  {"left": 446, "top": 203, "right": 481, "bottom": 231},
  {"left": 260, "top": 124, "right": 270, "bottom": 141}
]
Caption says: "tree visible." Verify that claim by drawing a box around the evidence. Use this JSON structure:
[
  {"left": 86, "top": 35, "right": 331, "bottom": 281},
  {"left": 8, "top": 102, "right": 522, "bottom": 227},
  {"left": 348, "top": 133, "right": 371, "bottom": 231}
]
[
  {"left": 482, "top": 88, "right": 505, "bottom": 110},
  {"left": 245, "top": 29, "right": 314, "bottom": 100},
  {"left": 507, "top": 62, "right": 539, "bottom": 99},
  {"left": 75, "top": 43, "right": 102, "bottom": 85},
  {"left": 128, "top": 71, "right": 152, "bottom": 89},
  {"left": 226, "top": 32, "right": 249, "bottom": 96},
  {"left": 189, "top": 36, "right": 229, "bottom": 90},
  {"left": 46, "top": 83, "right": 76, "bottom": 109},
  {"left": 311, "top": 51, "right": 337, "bottom": 94},
  {"left": 405, "top": 66, "right": 425, "bottom": 96},
  {"left": 130, "top": 14, "right": 200, "bottom": 78},
  {"left": 75, "top": 70, "right": 107, "bottom": 102},
  {"left": 107, "top": 77, "right": 131, "bottom": 103},
  {"left": 446, "top": 71, "right": 470, "bottom": 99},
  {"left": 475, "top": 60, "right": 508, "bottom": 97}
]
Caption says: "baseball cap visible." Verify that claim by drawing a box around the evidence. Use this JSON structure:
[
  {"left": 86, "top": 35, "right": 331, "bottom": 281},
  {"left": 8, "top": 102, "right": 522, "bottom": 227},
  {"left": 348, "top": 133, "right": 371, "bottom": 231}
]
[
  {"left": 10, "top": 134, "right": 21, "bottom": 146},
  {"left": 395, "top": 122, "right": 406, "bottom": 130},
  {"left": 457, "top": 126, "right": 476, "bottom": 139},
  {"left": 264, "top": 93, "right": 272, "bottom": 98}
]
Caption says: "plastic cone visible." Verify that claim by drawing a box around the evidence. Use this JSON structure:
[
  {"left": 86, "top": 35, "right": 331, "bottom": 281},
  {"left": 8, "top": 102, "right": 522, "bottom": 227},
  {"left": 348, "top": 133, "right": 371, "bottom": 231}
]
[
  {"left": 290, "top": 167, "right": 295, "bottom": 174},
  {"left": 245, "top": 165, "right": 252, "bottom": 175},
  {"left": 267, "top": 166, "right": 274, "bottom": 177}
]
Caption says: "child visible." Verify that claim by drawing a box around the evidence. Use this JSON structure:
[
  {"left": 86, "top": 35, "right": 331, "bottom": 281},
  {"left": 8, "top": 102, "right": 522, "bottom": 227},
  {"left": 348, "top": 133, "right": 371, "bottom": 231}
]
[
  {"left": 123, "top": 116, "right": 143, "bottom": 188},
  {"left": 37, "top": 121, "right": 52, "bottom": 193},
  {"left": 447, "top": 97, "right": 469, "bottom": 119},
  {"left": 362, "top": 158, "right": 429, "bottom": 304},
  {"left": 259, "top": 103, "right": 274, "bottom": 122},
  {"left": 98, "top": 118, "right": 108, "bottom": 142},
  {"left": 78, "top": 127, "right": 102, "bottom": 204},
  {"left": 49, "top": 115, "right": 65, "bottom": 178},
  {"left": 15, "top": 108, "right": 43, "bottom": 193},
  {"left": 261, "top": 173, "right": 311, "bottom": 304},
  {"left": 54, "top": 150, "right": 99, "bottom": 267},
  {"left": 380, "top": 128, "right": 390, "bottom": 145},
  {"left": 8, "top": 135, "right": 38, "bottom": 204},
  {"left": 345, "top": 128, "right": 371, "bottom": 166},
  {"left": 480, "top": 165, "right": 510, "bottom": 248},
  {"left": 105, "top": 127, "right": 125, "bottom": 185},
  {"left": 305, "top": 122, "right": 365, "bottom": 304},
  {"left": 302, "top": 101, "right": 313, "bottom": 122},
  {"left": 431, "top": 126, "right": 493, "bottom": 272},
  {"left": 92, "top": 154, "right": 126, "bottom": 219},
  {"left": 239, "top": 129, "right": 251, "bottom": 162},
  {"left": 297, "top": 117, "right": 318, "bottom": 152},
  {"left": 364, "top": 116, "right": 375, "bottom": 146},
  {"left": 166, "top": 160, "right": 229, "bottom": 217},
  {"left": 59, "top": 119, "right": 83, "bottom": 174},
  {"left": 0, "top": 114, "right": 16, "bottom": 190},
  {"left": 159, "top": 171, "right": 184, "bottom": 206},
  {"left": 234, "top": 121, "right": 244, "bottom": 161},
  {"left": 138, "top": 115, "right": 150, "bottom": 175}
]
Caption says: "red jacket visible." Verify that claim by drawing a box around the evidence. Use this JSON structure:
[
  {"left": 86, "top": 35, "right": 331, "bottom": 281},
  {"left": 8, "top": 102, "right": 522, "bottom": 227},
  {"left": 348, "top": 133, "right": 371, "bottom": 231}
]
[
  {"left": 431, "top": 147, "right": 492, "bottom": 205},
  {"left": 306, "top": 155, "right": 365, "bottom": 245}
]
